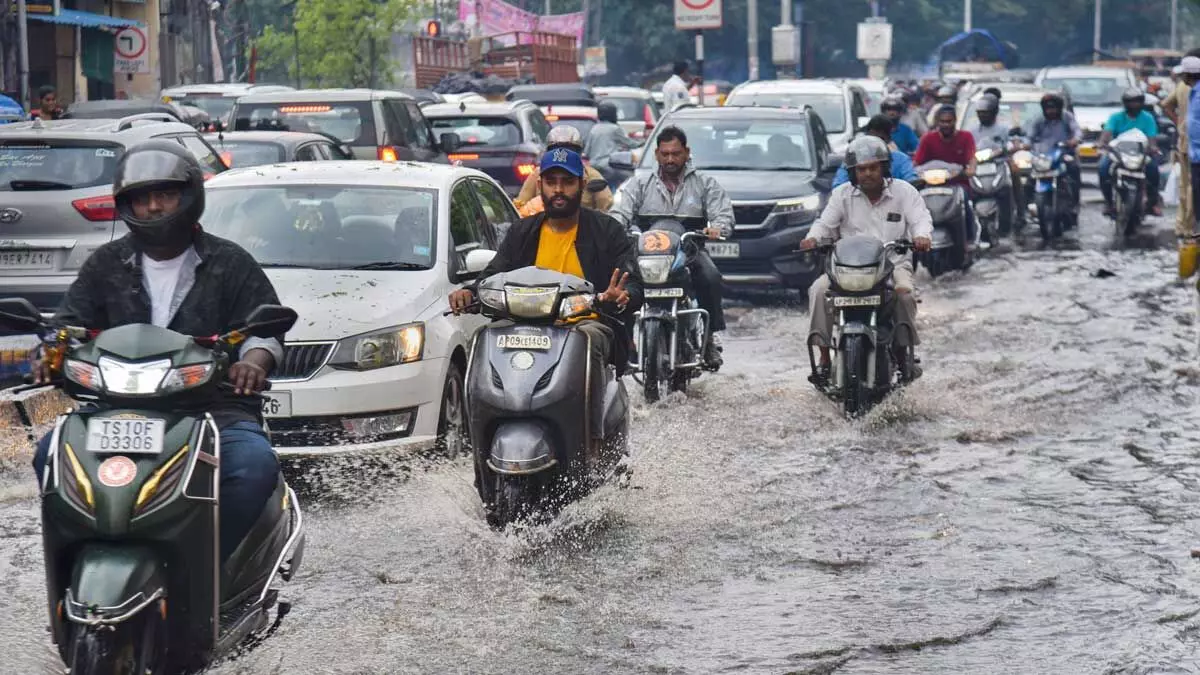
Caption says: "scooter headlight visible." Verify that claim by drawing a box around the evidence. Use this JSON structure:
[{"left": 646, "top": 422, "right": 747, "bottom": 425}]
[
  {"left": 98, "top": 357, "right": 172, "bottom": 396},
  {"left": 833, "top": 265, "right": 881, "bottom": 292},
  {"left": 1013, "top": 150, "right": 1033, "bottom": 170},
  {"left": 1032, "top": 155, "right": 1053, "bottom": 172},
  {"left": 975, "top": 148, "right": 995, "bottom": 162},
  {"left": 504, "top": 285, "right": 560, "bottom": 319},
  {"left": 922, "top": 169, "right": 949, "bottom": 185},
  {"left": 638, "top": 256, "right": 673, "bottom": 284},
  {"left": 1120, "top": 153, "right": 1146, "bottom": 170}
]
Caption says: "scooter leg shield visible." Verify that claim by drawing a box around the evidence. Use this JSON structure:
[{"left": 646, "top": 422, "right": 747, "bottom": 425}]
[
  {"left": 66, "top": 543, "right": 166, "bottom": 624},
  {"left": 488, "top": 420, "right": 557, "bottom": 475}
]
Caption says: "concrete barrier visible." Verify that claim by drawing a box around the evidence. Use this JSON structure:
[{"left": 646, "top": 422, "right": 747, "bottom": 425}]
[{"left": 0, "top": 387, "right": 75, "bottom": 464}]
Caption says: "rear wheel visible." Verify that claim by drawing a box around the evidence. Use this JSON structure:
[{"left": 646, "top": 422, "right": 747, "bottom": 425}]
[
  {"left": 841, "top": 335, "right": 870, "bottom": 418},
  {"left": 641, "top": 321, "right": 669, "bottom": 403}
]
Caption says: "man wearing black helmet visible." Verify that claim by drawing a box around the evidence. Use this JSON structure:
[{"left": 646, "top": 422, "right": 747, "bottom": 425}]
[
  {"left": 29, "top": 139, "right": 286, "bottom": 563},
  {"left": 880, "top": 96, "right": 920, "bottom": 155},
  {"left": 1098, "top": 87, "right": 1163, "bottom": 217}
]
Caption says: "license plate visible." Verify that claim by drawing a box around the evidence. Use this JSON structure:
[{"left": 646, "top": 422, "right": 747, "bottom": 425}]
[
  {"left": 1118, "top": 169, "right": 1144, "bottom": 179},
  {"left": 644, "top": 287, "right": 685, "bottom": 298},
  {"left": 707, "top": 242, "right": 740, "bottom": 259},
  {"left": 85, "top": 418, "right": 166, "bottom": 454},
  {"left": 833, "top": 295, "right": 881, "bottom": 307},
  {"left": 975, "top": 163, "right": 998, "bottom": 176},
  {"left": 261, "top": 391, "right": 291, "bottom": 418},
  {"left": 497, "top": 334, "right": 552, "bottom": 350},
  {"left": 1079, "top": 145, "right": 1098, "bottom": 158},
  {"left": 0, "top": 249, "right": 55, "bottom": 270},
  {"left": 921, "top": 187, "right": 954, "bottom": 196}
]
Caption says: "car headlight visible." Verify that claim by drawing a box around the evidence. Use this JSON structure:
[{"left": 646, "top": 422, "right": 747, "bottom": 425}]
[
  {"left": 504, "top": 285, "right": 559, "bottom": 319},
  {"left": 1120, "top": 153, "right": 1145, "bottom": 170},
  {"left": 329, "top": 323, "right": 424, "bottom": 370},
  {"left": 559, "top": 293, "right": 595, "bottom": 320},
  {"left": 98, "top": 357, "right": 172, "bottom": 396},
  {"left": 1032, "top": 155, "right": 1053, "bottom": 172},
  {"left": 1013, "top": 150, "right": 1033, "bottom": 170},
  {"left": 638, "top": 256, "right": 673, "bottom": 284},
  {"left": 772, "top": 194, "right": 822, "bottom": 215},
  {"left": 975, "top": 148, "right": 995, "bottom": 162},
  {"left": 832, "top": 265, "right": 880, "bottom": 292}
]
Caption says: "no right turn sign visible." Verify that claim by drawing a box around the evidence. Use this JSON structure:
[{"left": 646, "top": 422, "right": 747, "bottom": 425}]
[{"left": 675, "top": 0, "right": 722, "bottom": 30}]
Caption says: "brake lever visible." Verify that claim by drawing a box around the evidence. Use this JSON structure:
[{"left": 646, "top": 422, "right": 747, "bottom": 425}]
[{"left": 442, "top": 302, "right": 481, "bottom": 317}]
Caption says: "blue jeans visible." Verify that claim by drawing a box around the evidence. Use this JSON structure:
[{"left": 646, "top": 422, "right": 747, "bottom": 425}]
[
  {"left": 34, "top": 420, "right": 280, "bottom": 562},
  {"left": 1099, "top": 154, "right": 1161, "bottom": 208}
]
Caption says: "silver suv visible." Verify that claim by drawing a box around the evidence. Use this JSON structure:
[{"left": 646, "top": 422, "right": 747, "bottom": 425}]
[{"left": 0, "top": 115, "right": 228, "bottom": 312}]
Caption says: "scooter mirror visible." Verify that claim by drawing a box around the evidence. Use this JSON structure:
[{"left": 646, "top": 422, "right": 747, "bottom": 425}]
[
  {"left": 0, "top": 297, "right": 44, "bottom": 332},
  {"left": 464, "top": 249, "right": 497, "bottom": 275},
  {"left": 241, "top": 304, "right": 298, "bottom": 338},
  {"left": 609, "top": 151, "right": 634, "bottom": 171},
  {"left": 1008, "top": 126, "right": 1024, "bottom": 137},
  {"left": 586, "top": 179, "right": 609, "bottom": 194}
]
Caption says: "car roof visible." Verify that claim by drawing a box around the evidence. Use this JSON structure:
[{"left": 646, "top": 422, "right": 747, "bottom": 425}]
[
  {"left": 595, "top": 86, "right": 653, "bottom": 98},
  {"left": 543, "top": 105, "right": 597, "bottom": 118},
  {"left": 162, "top": 83, "right": 294, "bottom": 97},
  {"left": 0, "top": 118, "right": 199, "bottom": 139},
  {"left": 665, "top": 105, "right": 814, "bottom": 121},
  {"left": 234, "top": 89, "right": 415, "bottom": 103},
  {"left": 204, "top": 160, "right": 482, "bottom": 190},
  {"left": 731, "top": 79, "right": 847, "bottom": 95},
  {"left": 1040, "top": 66, "right": 1132, "bottom": 78},
  {"left": 968, "top": 86, "right": 1057, "bottom": 102},
  {"left": 421, "top": 101, "right": 529, "bottom": 116},
  {"left": 203, "top": 130, "right": 339, "bottom": 147}
]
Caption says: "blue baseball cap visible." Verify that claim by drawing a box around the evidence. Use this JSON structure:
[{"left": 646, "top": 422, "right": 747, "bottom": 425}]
[{"left": 539, "top": 146, "right": 585, "bottom": 178}]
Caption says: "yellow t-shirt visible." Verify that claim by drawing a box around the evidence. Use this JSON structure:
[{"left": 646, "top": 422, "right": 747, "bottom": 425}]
[{"left": 534, "top": 222, "right": 585, "bottom": 278}]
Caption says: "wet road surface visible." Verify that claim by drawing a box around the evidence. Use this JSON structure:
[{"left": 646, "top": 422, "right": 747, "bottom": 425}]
[{"left": 4, "top": 191, "right": 1200, "bottom": 674}]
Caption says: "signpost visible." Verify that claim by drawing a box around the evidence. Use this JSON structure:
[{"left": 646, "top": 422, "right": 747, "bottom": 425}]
[
  {"left": 675, "top": 0, "right": 720, "bottom": 106},
  {"left": 856, "top": 17, "right": 891, "bottom": 80},
  {"left": 114, "top": 26, "right": 150, "bottom": 74}
]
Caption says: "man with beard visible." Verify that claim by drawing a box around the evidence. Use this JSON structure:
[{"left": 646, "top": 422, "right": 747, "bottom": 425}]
[{"left": 448, "top": 146, "right": 643, "bottom": 397}]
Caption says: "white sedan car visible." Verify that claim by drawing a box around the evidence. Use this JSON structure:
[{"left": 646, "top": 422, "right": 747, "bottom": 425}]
[{"left": 203, "top": 161, "right": 517, "bottom": 456}]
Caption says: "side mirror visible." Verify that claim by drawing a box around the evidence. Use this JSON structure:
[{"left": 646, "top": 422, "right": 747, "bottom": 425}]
[
  {"left": 463, "top": 249, "right": 497, "bottom": 276},
  {"left": 440, "top": 132, "right": 462, "bottom": 154},
  {"left": 1008, "top": 126, "right": 1024, "bottom": 137},
  {"left": 586, "top": 178, "right": 609, "bottom": 194},
  {"left": 821, "top": 154, "right": 842, "bottom": 174},
  {"left": 0, "top": 297, "right": 44, "bottom": 332},
  {"left": 241, "top": 304, "right": 298, "bottom": 338},
  {"left": 337, "top": 143, "right": 352, "bottom": 158},
  {"left": 812, "top": 176, "right": 833, "bottom": 193},
  {"left": 609, "top": 151, "right": 635, "bottom": 171}
]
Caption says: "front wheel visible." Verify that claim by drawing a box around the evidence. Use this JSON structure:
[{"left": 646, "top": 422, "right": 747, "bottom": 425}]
[
  {"left": 69, "top": 610, "right": 165, "bottom": 675},
  {"left": 641, "top": 321, "right": 670, "bottom": 403},
  {"left": 1035, "top": 191, "right": 1057, "bottom": 241},
  {"left": 435, "top": 362, "right": 468, "bottom": 458},
  {"left": 997, "top": 193, "right": 1014, "bottom": 237},
  {"left": 489, "top": 476, "right": 533, "bottom": 529},
  {"left": 841, "top": 335, "right": 870, "bottom": 418},
  {"left": 1119, "top": 185, "right": 1144, "bottom": 237}
]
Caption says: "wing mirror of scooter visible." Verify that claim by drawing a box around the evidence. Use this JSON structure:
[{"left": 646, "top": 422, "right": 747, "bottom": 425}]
[
  {"left": 1008, "top": 126, "right": 1025, "bottom": 137},
  {"left": 463, "top": 249, "right": 497, "bottom": 276},
  {"left": 0, "top": 297, "right": 44, "bottom": 332},
  {"left": 609, "top": 151, "right": 635, "bottom": 171},
  {"left": 586, "top": 178, "right": 610, "bottom": 193},
  {"left": 239, "top": 304, "right": 298, "bottom": 339}
]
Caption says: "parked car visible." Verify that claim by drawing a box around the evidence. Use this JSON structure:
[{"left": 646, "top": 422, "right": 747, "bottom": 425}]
[
  {"left": 506, "top": 83, "right": 594, "bottom": 107},
  {"left": 594, "top": 86, "right": 660, "bottom": 140},
  {"left": 724, "top": 79, "right": 870, "bottom": 155},
  {"left": 1035, "top": 65, "right": 1140, "bottom": 168},
  {"left": 201, "top": 161, "right": 520, "bottom": 454},
  {"left": 160, "top": 83, "right": 294, "bottom": 129},
  {"left": 203, "top": 130, "right": 353, "bottom": 168},
  {"left": 612, "top": 105, "right": 838, "bottom": 289},
  {"left": 421, "top": 99, "right": 549, "bottom": 196},
  {"left": 0, "top": 117, "right": 227, "bottom": 312},
  {"left": 230, "top": 88, "right": 459, "bottom": 163}
]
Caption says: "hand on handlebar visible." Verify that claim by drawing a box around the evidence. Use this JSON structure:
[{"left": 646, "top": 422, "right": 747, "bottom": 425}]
[
  {"left": 448, "top": 288, "right": 477, "bottom": 315},
  {"left": 228, "top": 361, "right": 269, "bottom": 396},
  {"left": 799, "top": 238, "right": 818, "bottom": 252},
  {"left": 913, "top": 236, "right": 932, "bottom": 253},
  {"left": 703, "top": 227, "right": 724, "bottom": 241}
]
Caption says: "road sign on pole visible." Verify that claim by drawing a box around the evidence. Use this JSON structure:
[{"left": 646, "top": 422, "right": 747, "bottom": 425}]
[
  {"left": 675, "top": 0, "right": 722, "bottom": 31},
  {"left": 856, "top": 18, "right": 892, "bottom": 62},
  {"left": 114, "top": 26, "right": 150, "bottom": 74}
]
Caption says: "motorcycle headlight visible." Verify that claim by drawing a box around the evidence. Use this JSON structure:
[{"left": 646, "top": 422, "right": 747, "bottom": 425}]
[
  {"left": 1032, "top": 155, "right": 1053, "bottom": 172},
  {"left": 1120, "top": 153, "right": 1145, "bottom": 170},
  {"left": 923, "top": 169, "right": 949, "bottom": 185},
  {"left": 64, "top": 359, "right": 102, "bottom": 390},
  {"left": 1013, "top": 150, "right": 1033, "bottom": 170},
  {"left": 772, "top": 194, "right": 822, "bottom": 215},
  {"left": 975, "top": 148, "right": 995, "bottom": 162},
  {"left": 98, "top": 357, "right": 172, "bottom": 396},
  {"left": 504, "top": 285, "right": 559, "bottom": 319},
  {"left": 329, "top": 323, "right": 424, "bottom": 370},
  {"left": 638, "top": 256, "right": 673, "bottom": 284},
  {"left": 559, "top": 293, "right": 595, "bottom": 320},
  {"left": 159, "top": 363, "right": 214, "bottom": 394},
  {"left": 833, "top": 265, "right": 881, "bottom": 292}
]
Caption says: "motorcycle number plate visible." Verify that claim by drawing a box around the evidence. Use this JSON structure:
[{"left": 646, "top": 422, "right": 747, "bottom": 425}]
[
  {"left": 832, "top": 295, "right": 881, "bottom": 307},
  {"left": 1118, "top": 169, "right": 1145, "bottom": 179},
  {"left": 921, "top": 187, "right": 954, "bottom": 196},
  {"left": 85, "top": 418, "right": 167, "bottom": 455},
  {"left": 497, "top": 334, "right": 552, "bottom": 350},
  {"left": 975, "top": 163, "right": 998, "bottom": 176},
  {"left": 707, "top": 242, "right": 740, "bottom": 259},
  {"left": 644, "top": 287, "right": 685, "bottom": 298}
]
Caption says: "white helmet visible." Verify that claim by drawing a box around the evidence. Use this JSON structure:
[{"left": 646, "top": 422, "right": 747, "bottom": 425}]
[
  {"left": 844, "top": 135, "right": 890, "bottom": 169},
  {"left": 546, "top": 125, "right": 584, "bottom": 149}
]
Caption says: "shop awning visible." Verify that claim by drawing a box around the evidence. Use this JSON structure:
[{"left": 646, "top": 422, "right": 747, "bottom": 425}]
[{"left": 26, "top": 9, "right": 142, "bottom": 30}]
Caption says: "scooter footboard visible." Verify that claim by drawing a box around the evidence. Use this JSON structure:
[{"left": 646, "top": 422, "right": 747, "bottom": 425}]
[
  {"left": 488, "top": 420, "right": 557, "bottom": 475},
  {"left": 64, "top": 543, "right": 166, "bottom": 626}
]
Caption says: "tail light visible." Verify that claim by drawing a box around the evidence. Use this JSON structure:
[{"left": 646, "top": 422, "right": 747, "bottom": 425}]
[
  {"left": 219, "top": 151, "right": 233, "bottom": 168},
  {"left": 643, "top": 104, "right": 655, "bottom": 129},
  {"left": 513, "top": 153, "right": 537, "bottom": 181},
  {"left": 448, "top": 153, "right": 480, "bottom": 163},
  {"left": 72, "top": 196, "right": 116, "bottom": 222},
  {"left": 378, "top": 146, "right": 399, "bottom": 162}
]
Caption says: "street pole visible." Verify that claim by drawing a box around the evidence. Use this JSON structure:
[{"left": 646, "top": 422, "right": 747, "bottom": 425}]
[
  {"left": 1171, "top": 0, "right": 1178, "bottom": 52},
  {"left": 1093, "top": 0, "right": 1101, "bottom": 59},
  {"left": 16, "top": 0, "right": 28, "bottom": 113},
  {"left": 747, "top": 0, "right": 758, "bottom": 81},
  {"left": 695, "top": 32, "right": 704, "bottom": 106},
  {"left": 963, "top": 0, "right": 970, "bottom": 32},
  {"left": 544, "top": 0, "right": 550, "bottom": 14}
]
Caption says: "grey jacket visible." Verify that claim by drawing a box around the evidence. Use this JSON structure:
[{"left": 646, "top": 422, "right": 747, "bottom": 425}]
[
  {"left": 585, "top": 121, "right": 640, "bottom": 170},
  {"left": 610, "top": 164, "right": 736, "bottom": 237}
]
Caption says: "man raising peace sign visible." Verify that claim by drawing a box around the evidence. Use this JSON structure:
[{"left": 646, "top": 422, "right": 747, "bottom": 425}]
[{"left": 449, "top": 146, "right": 644, "bottom": 390}]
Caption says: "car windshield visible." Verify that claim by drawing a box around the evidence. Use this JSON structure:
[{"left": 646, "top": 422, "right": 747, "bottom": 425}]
[
  {"left": 1040, "top": 77, "right": 1123, "bottom": 106},
  {"left": 428, "top": 116, "right": 522, "bottom": 147},
  {"left": 234, "top": 102, "right": 371, "bottom": 143},
  {"left": 173, "top": 96, "right": 237, "bottom": 120},
  {"left": 549, "top": 118, "right": 596, "bottom": 139},
  {"left": 203, "top": 185, "right": 437, "bottom": 270},
  {"left": 965, "top": 100, "right": 1045, "bottom": 130},
  {"left": 601, "top": 96, "right": 653, "bottom": 123},
  {"left": 215, "top": 142, "right": 285, "bottom": 168},
  {"left": 724, "top": 92, "right": 846, "bottom": 132},
  {"left": 639, "top": 117, "right": 814, "bottom": 171},
  {"left": 0, "top": 142, "right": 120, "bottom": 191}
]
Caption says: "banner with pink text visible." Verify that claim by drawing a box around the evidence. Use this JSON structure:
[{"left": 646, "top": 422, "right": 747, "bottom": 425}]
[{"left": 458, "top": 0, "right": 585, "bottom": 46}]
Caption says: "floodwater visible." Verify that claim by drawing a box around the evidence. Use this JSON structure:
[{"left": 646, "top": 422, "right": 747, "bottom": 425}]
[{"left": 4, "top": 195, "right": 1200, "bottom": 674}]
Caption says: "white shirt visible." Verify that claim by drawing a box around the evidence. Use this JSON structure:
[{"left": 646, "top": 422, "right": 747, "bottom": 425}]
[
  {"left": 661, "top": 75, "right": 691, "bottom": 112},
  {"left": 807, "top": 180, "right": 934, "bottom": 246},
  {"left": 141, "top": 248, "right": 191, "bottom": 328}
]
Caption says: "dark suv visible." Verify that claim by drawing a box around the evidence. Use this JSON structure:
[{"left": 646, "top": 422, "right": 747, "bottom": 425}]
[
  {"left": 420, "top": 99, "right": 551, "bottom": 196},
  {"left": 612, "top": 105, "right": 840, "bottom": 289},
  {"left": 230, "top": 89, "right": 459, "bottom": 163},
  {"left": 0, "top": 116, "right": 228, "bottom": 311}
]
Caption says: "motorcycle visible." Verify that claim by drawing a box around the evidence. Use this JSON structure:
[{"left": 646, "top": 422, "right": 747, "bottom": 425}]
[
  {"left": 913, "top": 160, "right": 973, "bottom": 277},
  {"left": 807, "top": 237, "right": 916, "bottom": 417},
  {"left": 1029, "top": 141, "right": 1078, "bottom": 242},
  {"left": 630, "top": 219, "right": 712, "bottom": 402},
  {"left": 1105, "top": 128, "right": 1152, "bottom": 238},
  {"left": 465, "top": 265, "right": 629, "bottom": 528},
  {"left": 971, "top": 142, "right": 1014, "bottom": 239},
  {"left": 0, "top": 298, "right": 304, "bottom": 675}
]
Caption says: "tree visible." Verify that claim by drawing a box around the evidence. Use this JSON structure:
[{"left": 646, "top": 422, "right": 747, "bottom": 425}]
[{"left": 256, "top": 0, "right": 418, "bottom": 88}]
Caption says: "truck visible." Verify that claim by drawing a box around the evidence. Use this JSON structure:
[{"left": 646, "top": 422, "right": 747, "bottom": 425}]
[{"left": 413, "top": 31, "right": 580, "bottom": 90}]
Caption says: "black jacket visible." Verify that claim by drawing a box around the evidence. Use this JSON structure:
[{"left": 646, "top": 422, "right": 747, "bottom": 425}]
[{"left": 477, "top": 208, "right": 643, "bottom": 370}]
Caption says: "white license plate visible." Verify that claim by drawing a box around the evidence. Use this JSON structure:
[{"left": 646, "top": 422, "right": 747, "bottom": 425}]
[
  {"left": 497, "top": 334, "right": 552, "bottom": 350},
  {"left": 1118, "top": 169, "right": 1144, "bottom": 178},
  {"left": 975, "top": 163, "right": 998, "bottom": 176},
  {"left": 832, "top": 295, "right": 881, "bottom": 307},
  {"left": 261, "top": 391, "right": 291, "bottom": 418},
  {"left": 0, "top": 249, "right": 55, "bottom": 270},
  {"left": 644, "top": 287, "right": 685, "bottom": 298},
  {"left": 708, "top": 242, "right": 740, "bottom": 259},
  {"left": 921, "top": 187, "right": 954, "bottom": 196},
  {"left": 85, "top": 417, "right": 166, "bottom": 454}
]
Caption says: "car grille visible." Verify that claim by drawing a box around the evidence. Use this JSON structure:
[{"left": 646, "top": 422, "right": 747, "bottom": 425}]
[
  {"left": 733, "top": 203, "right": 776, "bottom": 226},
  {"left": 273, "top": 342, "right": 335, "bottom": 381}
]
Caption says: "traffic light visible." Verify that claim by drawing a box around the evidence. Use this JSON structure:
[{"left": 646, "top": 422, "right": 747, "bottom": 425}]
[{"left": 425, "top": 20, "right": 442, "bottom": 38}]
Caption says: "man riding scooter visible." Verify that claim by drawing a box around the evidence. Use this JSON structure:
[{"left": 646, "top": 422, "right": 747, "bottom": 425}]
[
  {"left": 833, "top": 115, "right": 918, "bottom": 188},
  {"left": 965, "top": 94, "right": 1027, "bottom": 229},
  {"left": 1099, "top": 87, "right": 1163, "bottom": 218}
]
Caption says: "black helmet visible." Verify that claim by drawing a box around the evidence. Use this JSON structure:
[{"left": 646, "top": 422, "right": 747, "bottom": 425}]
[
  {"left": 113, "top": 139, "right": 205, "bottom": 250},
  {"left": 1040, "top": 92, "right": 1065, "bottom": 110},
  {"left": 597, "top": 100, "right": 619, "bottom": 124},
  {"left": 880, "top": 96, "right": 905, "bottom": 114},
  {"left": 976, "top": 94, "right": 1000, "bottom": 114},
  {"left": 1121, "top": 87, "right": 1145, "bottom": 105}
]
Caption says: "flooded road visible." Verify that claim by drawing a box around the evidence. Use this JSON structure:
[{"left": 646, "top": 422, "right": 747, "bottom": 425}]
[{"left": 4, "top": 194, "right": 1200, "bottom": 673}]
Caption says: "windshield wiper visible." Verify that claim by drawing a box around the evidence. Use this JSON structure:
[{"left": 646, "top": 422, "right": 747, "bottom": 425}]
[
  {"left": 8, "top": 179, "right": 74, "bottom": 190},
  {"left": 349, "top": 261, "right": 430, "bottom": 270},
  {"left": 259, "top": 262, "right": 340, "bottom": 270}
]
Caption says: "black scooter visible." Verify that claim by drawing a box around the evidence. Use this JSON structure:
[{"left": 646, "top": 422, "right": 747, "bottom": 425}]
[
  {"left": 465, "top": 266, "right": 630, "bottom": 527},
  {"left": 913, "top": 161, "right": 973, "bottom": 277},
  {"left": 971, "top": 142, "right": 1014, "bottom": 239},
  {"left": 0, "top": 298, "right": 304, "bottom": 675}
]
